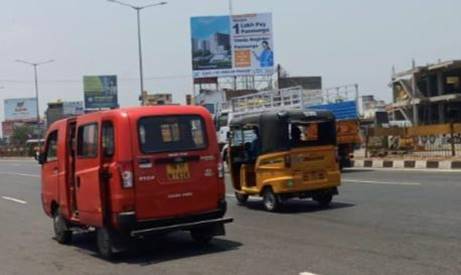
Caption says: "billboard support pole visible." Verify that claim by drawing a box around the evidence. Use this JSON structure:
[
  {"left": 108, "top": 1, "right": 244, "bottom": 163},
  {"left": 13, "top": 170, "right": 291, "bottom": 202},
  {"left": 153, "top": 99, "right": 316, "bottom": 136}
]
[{"left": 228, "top": 0, "right": 233, "bottom": 16}]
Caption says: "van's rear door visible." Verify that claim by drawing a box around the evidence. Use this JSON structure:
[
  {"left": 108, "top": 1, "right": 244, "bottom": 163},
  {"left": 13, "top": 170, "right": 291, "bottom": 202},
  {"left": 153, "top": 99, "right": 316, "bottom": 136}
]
[{"left": 134, "top": 115, "right": 219, "bottom": 220}]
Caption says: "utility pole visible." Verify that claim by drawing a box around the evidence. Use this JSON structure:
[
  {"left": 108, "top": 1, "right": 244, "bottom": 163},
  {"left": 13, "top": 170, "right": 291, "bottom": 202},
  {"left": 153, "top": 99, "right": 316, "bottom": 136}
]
[{"left": 15, "top": 59, "right": 54, "bottom": 123}]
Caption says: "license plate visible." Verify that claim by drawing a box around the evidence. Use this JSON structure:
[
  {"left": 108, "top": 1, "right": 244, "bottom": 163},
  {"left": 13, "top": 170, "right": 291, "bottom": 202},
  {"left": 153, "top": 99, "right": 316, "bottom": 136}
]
[{"left": 166, "top": 163, "right": 190, "bottom": 180}]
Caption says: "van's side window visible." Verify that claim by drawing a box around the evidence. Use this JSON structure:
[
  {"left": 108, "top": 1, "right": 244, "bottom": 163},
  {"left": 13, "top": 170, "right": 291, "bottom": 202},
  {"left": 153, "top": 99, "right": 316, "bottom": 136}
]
[
  {"left": 45, "top": 131, "right": 58, "bottom": 162},
  {"left": 102, "top": 122, "right": 115, "bottom": 158},
  {"left": 77, "top": 124, "right": 98, "bottom": 158}
]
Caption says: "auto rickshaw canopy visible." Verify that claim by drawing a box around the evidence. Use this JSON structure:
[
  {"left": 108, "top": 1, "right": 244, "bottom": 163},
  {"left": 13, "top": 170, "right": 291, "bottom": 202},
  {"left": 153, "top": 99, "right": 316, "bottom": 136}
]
[{"left": 229, "top": 109, "right": 336, "bottom": 154}]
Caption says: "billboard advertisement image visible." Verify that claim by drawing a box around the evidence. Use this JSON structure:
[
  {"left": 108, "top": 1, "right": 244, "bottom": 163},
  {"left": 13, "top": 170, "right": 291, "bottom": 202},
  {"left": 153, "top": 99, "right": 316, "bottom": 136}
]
[
  {"left": 191, "top": 13, "right": 273, "bottom": 78},
  {"left": 4, "top": 98, "right": 38, "bottom": 121},
  {"left": 83, "top": 75, "right": 118, "bottom": 109}
]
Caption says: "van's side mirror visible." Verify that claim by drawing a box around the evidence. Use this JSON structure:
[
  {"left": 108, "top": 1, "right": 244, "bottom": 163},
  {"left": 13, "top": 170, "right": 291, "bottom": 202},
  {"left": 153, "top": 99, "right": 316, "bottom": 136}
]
[{"left": 37, "top": 153, "right": 46, "bottom": 165}]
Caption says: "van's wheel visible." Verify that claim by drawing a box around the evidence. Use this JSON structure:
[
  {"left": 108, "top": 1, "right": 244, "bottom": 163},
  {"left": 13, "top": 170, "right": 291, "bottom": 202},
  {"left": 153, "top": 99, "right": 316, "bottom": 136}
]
[
  {"left": 96, "top": 228, "right": 115, "bottom": 260},
  {"left": 53, "top": 208, "right": 72, "bottom": 244},
  {"left": 190, "top": 229, "right": 213, "bottom": 245},
  {"left": 313, "top": 193, "right": 333, "bottom": 208},
  {"left": 262, "top": 187, "right": 280, "bottom": 212},
  {"left": 235, "top": 192, "right": 249, "bottom": 205}
]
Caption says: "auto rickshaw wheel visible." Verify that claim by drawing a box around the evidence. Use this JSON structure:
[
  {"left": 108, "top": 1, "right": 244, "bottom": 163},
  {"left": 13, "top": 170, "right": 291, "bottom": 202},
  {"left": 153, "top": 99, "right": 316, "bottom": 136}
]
[
  {"left": 313, "top": 193, "right": 333, "bottom": 208},
  {"left": 190, "top": 229, "right": 213, "bottom": 245},
  {"left": 262, "top": 187, "right": 280, "bottom": 212},
  {"left": 53, "top": 208, "right": 72, "bottom": 245},
  {"left": 96, "top": 228, "right": 115, "bottom": 260},
  {"left": 235, "top": 192, "right": 249, "bottom": 205}
]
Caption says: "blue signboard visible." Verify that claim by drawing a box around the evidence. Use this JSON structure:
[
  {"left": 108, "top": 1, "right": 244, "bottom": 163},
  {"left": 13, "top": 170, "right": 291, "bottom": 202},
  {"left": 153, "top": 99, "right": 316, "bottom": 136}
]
[{"left": 308, "top": 100, "right": 358, "bottom": 120}]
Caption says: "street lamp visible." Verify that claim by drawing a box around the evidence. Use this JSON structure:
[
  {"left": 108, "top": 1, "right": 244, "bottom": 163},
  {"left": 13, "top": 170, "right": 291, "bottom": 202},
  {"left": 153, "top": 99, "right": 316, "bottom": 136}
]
[
  {"left": 15, "top": 59, "right": 54, "bottom": 123},
  {"left": 107, "top": 0, "right": 167, "bottom": 104}
]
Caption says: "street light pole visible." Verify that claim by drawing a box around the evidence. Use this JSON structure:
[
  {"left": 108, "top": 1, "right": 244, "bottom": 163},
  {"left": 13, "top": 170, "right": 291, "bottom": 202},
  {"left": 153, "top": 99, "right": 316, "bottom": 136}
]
[
  {"left": 107, "top": 0, "right": 167, "bottom": 105},
  {"left": 15, "top": 59, "right": 54, "bottom": 123},
  {"left": 136, "top": 8, "right": 145, "bottom": 102}
]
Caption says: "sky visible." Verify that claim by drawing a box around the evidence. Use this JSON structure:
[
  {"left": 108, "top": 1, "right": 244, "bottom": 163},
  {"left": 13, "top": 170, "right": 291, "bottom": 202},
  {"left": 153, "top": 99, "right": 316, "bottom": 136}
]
[
  {"left": 191, "top": 16, "right": 230, "bottom": 39},
  {"left": 1, "top": 0, "right": 461, "bottom": 136}
]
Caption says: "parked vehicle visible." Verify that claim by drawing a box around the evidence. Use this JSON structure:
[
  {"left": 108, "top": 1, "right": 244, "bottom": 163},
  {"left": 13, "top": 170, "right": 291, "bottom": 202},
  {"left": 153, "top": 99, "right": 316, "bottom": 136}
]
[
  {"left": 227, "top": 109, "right": 341, "bottom": 211},
  {"left": 38, "top": 106, "right": 232, "bottom": 259}
]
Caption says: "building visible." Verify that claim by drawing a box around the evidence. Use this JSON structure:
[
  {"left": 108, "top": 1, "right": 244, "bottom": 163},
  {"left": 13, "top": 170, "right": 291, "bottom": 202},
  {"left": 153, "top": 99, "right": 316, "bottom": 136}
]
[
  {"left": 140, "top": 92, "right": 173, "bottom": 106},
  {"left": 45, "top": 101, "right": 84, "bottom": 127},
  {"left": 359, "top": 95, "right": 387, "bottom": 119},
  {"left": 194, "top": 89, "right": 259, "bottom": 116},
  {"left": 278, "top": 76, "right": 322, "bottom": 90},
  {"left": 388, "top": 60, "right": 461, "bottom": 125}
]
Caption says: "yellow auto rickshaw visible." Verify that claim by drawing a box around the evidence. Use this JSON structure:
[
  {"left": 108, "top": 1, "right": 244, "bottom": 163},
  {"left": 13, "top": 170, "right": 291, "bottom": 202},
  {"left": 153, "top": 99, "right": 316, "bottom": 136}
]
[{"left": 228, "top": 109, "right": 341, "bottom": 211}]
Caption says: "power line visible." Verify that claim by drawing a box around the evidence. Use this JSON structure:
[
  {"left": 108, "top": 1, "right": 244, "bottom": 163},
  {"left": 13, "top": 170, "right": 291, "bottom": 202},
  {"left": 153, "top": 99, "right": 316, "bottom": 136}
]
[{"left": 0, "top": 74, "right": 192, "bottom": 84}]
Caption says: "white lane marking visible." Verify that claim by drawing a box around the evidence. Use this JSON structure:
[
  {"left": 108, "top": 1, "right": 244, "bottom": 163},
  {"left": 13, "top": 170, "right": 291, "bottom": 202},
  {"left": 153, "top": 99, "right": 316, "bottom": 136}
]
[
  {"left": 0, "top": 172, "right": 40, "bottom": 178},
  {"left": 300, "top": 272, "right": 320, "bottom": 275},
  {"left": 225, "top": 194, "right": 234, "bottom": 198},
  {"left": 342, "top": 179, "right": 421, "bottom": 186},
  {"left": 2, "top": 196, "right": 27, "bottom": 205}
]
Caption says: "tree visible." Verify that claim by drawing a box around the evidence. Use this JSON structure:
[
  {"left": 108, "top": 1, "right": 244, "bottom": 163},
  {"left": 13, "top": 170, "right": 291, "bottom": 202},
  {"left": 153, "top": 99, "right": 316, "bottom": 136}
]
[{"left": 11, "top": 125, "right": 33, "bottom": 146}]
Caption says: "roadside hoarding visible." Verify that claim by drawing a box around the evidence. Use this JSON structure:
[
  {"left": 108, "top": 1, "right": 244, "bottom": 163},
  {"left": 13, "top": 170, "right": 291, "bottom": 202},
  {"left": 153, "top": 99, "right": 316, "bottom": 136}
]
[
  {"left": 83, "top": 75, "right": 118, "bottom": 109},
  {"left": 191, "top": 13, "right": 273, "bottom": 78},
  {"left": 4, "top": 98, "right": 37, "bottom": 121}
]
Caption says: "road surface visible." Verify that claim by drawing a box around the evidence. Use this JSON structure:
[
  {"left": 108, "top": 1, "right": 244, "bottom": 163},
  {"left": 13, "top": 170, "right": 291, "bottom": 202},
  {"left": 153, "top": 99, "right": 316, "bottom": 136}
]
[{"left": 0, "top": 159, "right": 460, "bottom": 275}]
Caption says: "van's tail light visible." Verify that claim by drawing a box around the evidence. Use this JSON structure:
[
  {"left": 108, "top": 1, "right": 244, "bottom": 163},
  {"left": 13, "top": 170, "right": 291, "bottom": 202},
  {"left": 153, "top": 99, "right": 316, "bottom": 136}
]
[
  {"left": 118, "top": 162, "right": 134, "bottom": 189},
  {"left": 218, "top": 161, "right": 224, "bottom": 178},
  {"left": 284, "top": 155, "right": 291, "bottom": 168}
]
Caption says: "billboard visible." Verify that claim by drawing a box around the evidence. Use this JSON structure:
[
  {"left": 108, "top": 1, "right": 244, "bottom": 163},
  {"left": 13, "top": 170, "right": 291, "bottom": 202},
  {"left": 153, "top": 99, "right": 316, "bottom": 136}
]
[
  {"left": 191, "top": 13, "right": 273, "bottom": 78},
  {"left": 4, "top": 98, "right": 38, "bottom": 121},
  {"left": 83, "top": 75, "right": 118, "bottom": 109}
]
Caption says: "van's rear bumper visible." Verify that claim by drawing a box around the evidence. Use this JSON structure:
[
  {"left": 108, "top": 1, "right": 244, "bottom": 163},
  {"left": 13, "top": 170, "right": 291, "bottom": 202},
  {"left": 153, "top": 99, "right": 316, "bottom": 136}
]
[
  {"left": 115, "top": 201, "right": 232, "bottom": 237},
  {"left": 129, "top": 217, "right": 233, "bottom": 237}
]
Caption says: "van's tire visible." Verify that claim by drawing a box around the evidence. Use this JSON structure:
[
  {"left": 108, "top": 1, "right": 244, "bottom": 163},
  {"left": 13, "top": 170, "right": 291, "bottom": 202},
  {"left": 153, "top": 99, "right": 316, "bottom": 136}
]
[
  {"left": 96, "top": 228, "right": 115, "bottom": 260},
  {"left": 190, "top": 229, "right": 213, "bottom": 245},
  {"left": 53, "top": 209, "right": 72, "bottom": 244},
  {"left": 313, "top": 193, "right": 333, "bottom": 208},
  {"left": 235, "top": 192, "right": 249, "bottom": 205},
  {"left": 262, "top": 187, "right": 280, "bottom": 212}
]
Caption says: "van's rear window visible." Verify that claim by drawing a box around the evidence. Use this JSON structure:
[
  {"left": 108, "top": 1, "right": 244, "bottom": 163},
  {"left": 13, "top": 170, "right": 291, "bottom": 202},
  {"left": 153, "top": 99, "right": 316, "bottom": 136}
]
[{"left": 139, "top": 115, "right": 208, "bottom": 153}]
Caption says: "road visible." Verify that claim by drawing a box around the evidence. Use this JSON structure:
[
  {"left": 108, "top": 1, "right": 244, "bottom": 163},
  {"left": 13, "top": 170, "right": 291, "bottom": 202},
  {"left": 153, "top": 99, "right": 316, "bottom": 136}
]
[{"left": 0, "top": 159, "right": 460, "bottom": 275}]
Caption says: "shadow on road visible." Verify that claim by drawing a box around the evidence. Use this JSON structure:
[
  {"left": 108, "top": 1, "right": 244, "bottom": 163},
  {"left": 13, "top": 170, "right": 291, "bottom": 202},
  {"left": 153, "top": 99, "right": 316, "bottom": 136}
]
[
  {"left": 241, "top": 199, "right": 355, "bottom": 214},
  {"left": 70, "top": 231, "right": 242, "bottom": 264}
]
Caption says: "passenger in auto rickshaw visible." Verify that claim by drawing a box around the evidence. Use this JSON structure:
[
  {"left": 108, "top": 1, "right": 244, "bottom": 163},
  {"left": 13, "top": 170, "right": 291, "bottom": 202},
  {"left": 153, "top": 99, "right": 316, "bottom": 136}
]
[{"left": 248, "top": 127, "right": 261, "bottom": 162}]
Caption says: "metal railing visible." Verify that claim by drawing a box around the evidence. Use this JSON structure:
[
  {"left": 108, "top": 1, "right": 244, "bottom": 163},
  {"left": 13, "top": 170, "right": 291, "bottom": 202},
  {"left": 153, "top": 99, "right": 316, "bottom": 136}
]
[{"left": 231, "top": 84, "right": 359, "bottom": 117}]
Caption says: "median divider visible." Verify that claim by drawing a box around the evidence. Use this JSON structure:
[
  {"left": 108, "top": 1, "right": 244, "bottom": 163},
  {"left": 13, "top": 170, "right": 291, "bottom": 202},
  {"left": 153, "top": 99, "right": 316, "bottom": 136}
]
[{"left": 352, "top": 159, "right": 461, "bottom": 170}]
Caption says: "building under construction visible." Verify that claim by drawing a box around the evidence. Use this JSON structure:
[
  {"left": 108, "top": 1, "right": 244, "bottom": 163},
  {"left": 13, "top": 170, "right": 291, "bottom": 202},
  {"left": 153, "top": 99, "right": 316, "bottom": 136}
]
[{"left": 388, "top": 60, "right": 461, "bottom": 125}]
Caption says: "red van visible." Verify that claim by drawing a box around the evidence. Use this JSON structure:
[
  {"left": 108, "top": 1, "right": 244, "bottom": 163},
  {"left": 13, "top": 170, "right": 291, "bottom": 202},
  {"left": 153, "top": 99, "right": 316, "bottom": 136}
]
[{"left": 38, "top": 106, "right": 232, "bottom": 259}]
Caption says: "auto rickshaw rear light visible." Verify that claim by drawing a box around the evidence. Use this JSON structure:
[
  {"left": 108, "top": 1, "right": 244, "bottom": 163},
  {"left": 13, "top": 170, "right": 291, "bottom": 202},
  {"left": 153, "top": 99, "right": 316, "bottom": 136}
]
[{"left": 284, "top": 155, "right": 291, "bottom": 168}]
